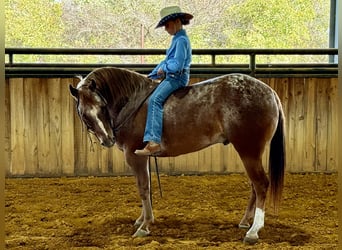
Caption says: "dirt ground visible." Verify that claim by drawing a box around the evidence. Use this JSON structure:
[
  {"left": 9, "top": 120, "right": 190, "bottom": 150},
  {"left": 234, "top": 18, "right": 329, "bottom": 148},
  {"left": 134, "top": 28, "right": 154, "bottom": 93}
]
[{"left": 5, "top": 173, "right": 337, "bottom": 249}]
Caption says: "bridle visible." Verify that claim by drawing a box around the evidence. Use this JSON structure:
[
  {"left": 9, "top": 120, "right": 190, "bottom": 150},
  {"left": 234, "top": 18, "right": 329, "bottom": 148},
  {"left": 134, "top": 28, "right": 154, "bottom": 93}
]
[{"left": 76, "top": 80, "right": 163, "bottom": 198}]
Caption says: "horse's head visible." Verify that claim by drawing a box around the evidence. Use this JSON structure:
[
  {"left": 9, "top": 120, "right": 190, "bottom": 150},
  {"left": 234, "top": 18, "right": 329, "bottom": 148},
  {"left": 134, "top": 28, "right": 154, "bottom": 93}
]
[{"left": 69, "top": 78, "right": 115, "bottom": 147}]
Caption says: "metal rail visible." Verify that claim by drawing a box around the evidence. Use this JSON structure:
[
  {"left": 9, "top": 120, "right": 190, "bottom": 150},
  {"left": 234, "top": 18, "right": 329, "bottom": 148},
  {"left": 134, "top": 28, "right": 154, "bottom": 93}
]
[{"left": 5, "top": 48, "right": 338, "bottom": 78}]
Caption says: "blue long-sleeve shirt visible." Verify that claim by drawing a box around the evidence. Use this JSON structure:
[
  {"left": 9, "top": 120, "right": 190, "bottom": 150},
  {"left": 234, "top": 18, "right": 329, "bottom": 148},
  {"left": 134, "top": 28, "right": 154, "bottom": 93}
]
[{"left": 148, "top": 29, "right": 191, "bottom": 79}]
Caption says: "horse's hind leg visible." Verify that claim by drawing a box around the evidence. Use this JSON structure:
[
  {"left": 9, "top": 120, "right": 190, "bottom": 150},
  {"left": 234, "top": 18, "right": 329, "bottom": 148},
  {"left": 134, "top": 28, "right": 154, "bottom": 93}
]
[
  {"left": 240, "top": 156, "right": 269, "bottom": 244},
  {"left": 239, "top": 183, "right": 256, "bottom": 229}
]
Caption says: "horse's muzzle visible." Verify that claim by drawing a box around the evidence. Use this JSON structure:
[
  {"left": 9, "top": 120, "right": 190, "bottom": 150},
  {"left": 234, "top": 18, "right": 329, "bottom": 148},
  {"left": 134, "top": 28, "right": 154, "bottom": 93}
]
[{"left": 100, "top": 137, "right": 115, "bottom": 147}]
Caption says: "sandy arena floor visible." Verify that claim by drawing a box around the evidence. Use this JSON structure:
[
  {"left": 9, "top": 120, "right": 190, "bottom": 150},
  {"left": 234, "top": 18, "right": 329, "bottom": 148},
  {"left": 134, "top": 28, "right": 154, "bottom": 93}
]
[{"left": 5, "top": 173, "right": 337, "bottom": 249}]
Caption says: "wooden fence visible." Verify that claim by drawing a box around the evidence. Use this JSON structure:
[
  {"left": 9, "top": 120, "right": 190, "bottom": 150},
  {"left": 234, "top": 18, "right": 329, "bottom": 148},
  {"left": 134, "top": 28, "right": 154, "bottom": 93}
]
[{"left": 5, "top": 76, "right": 338, "bottom": 177}]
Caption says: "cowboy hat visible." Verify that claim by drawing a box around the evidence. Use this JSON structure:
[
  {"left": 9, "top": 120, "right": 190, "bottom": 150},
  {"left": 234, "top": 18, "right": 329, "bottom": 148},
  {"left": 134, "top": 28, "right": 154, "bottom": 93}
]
[{"left": 156, "top": 6, "right": 193, "bottom": 28}]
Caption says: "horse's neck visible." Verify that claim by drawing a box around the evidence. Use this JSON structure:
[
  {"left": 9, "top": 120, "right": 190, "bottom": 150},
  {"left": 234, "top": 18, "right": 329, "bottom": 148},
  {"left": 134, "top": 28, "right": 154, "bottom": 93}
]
[{"left": 113, "top": 80, "right": 158, "bottom": 128}]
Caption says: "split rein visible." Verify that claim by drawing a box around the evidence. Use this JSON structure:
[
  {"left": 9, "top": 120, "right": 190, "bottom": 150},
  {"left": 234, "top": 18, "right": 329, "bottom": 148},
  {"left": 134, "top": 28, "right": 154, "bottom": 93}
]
[
  {"left": 80, "top": 79, "right": 163, "bottom": 200},
  {"left": 111, "top": 80, "right": 163, "bottom": 200}
]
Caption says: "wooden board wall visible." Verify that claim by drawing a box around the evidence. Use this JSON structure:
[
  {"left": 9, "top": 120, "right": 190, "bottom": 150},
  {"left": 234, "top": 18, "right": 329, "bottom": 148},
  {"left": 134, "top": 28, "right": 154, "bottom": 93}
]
[{"left": 5, "top": 76, "right": 338, "bottom": 177}]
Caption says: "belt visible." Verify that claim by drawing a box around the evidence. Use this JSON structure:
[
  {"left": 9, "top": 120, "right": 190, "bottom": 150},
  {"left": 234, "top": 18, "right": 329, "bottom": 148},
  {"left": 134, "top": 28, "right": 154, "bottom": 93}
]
[
  {"left": 168, "top": 69, "right": 190, "bottom": 78},
  {"left": 180, "top": 68, "right": 190, "bottom": 74}
]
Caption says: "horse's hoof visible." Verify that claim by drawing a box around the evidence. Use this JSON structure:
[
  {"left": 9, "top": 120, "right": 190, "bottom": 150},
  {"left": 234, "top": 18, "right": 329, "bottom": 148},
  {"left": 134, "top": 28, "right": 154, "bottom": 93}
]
[
  {"left": 134, "top": 220, "right": 142, "bottom": 227},
  {"left": 238, "top": 223, "right": 250, "bottom": 229},
  {"left": 243, "top": 236, "right": 258, "bottom": 245},
  {"left": 133, "top": 229, "right": 150, "bottom": 238}
]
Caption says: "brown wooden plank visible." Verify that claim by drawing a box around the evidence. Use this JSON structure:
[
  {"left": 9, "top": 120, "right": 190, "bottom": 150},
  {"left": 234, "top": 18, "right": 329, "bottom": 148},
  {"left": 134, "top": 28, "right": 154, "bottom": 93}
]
[
  {"left": 112, "top": 147, "right": 127, "bottom": 174},
  {"left": 9, "top": 78, "right": 25, "bottom": 175},
  {"left": 316, "top": 78, "right": 329, "bottom": 171},
  {"left": 73, "top": 126, "right": 86, "bottom": 175},
  {"left": 326, "top": 78, "right": 338, "bottom": 171},
  {"left": 60, "top": 78, "right": 75, "bottom": 175},
  {"left": 293, "top": 78, "right": 305, "bottom": 171},
  {"left": 98, "top": 146, "right": 110, "bottom": 174},
  {"left": 5, "top": 76, "right": 338, "bottom": 176},
  {"left": 173, "top": 154, "right": 188, "bottom": 173},
  {"left": 85, "top": 134, "right": 99, "bottom": 175},
  {"left": 220, "top": 145, "right": 229, "bottom": 173},
  {"left": 156, "top": 156, "right": 172, "bottom": 174},
  {"left": 47, "top": 78, "right": 62, "bottom": 175},
  {"left": 286, "top": 78, "right": 297, "bottom": 171},
  {"left": 223, "top": 144, "right": 241, "bottom": 173},
  {"left": 315, "top": 78, "right": 329, "bottom": 171},
  {"left": 197, "top": 147, "right": 212, "bottom": 173},
  {"left": 302, "top": 78, "right": 317, "bottom": 171},
  {"left": 211, "top": 144, "right": 224, "bottom": 173},
  {"left": 5, "top": 79, "right": 11, "bottom": 175},
  {"left": 184, "top": 151, "right": 199, "bottom": 173},
  {"left": 23, "top": 78, "right": 39, "bottom": 175},
  {"left": 36, "top": 79, "right": 51, "bottom": 174}
]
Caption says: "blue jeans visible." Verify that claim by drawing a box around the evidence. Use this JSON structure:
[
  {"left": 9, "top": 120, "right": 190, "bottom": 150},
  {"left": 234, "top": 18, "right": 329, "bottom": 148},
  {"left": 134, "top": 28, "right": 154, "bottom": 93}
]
[{"left": 143, "top": 74, "right": 189, "bottom": 143}]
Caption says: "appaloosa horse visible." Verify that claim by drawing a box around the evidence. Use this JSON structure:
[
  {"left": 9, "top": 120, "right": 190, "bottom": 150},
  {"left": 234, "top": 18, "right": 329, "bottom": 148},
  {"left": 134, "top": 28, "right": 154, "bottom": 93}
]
[{"left": 69, "top": 67, "right": 285, "bottom": 244}]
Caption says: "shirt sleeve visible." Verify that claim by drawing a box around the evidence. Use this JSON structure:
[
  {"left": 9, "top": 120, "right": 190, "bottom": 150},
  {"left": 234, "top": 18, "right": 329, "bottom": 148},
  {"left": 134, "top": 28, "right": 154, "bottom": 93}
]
[
  {"left": 162, "top": 38, "right": 188, "bottom": 74},
  {"left": 148, "top": 60, "right": 166, "bottom": 79}
]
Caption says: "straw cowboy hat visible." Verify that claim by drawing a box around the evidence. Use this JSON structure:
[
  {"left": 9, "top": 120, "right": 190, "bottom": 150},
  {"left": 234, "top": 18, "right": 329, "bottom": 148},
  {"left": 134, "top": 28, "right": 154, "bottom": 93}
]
[{"left": 156, "top": 6, "right": 193, "bottom": 28}]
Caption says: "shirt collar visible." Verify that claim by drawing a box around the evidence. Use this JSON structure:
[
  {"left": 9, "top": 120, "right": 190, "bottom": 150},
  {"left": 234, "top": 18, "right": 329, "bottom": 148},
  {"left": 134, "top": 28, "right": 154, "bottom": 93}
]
[{"left": 174, "top": 29, "right": 186, "bottom": 37}]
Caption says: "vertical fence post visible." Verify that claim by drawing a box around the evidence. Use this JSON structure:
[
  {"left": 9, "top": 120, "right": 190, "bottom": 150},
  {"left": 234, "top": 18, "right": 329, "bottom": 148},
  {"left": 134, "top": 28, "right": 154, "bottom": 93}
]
[
  {"left": 211, "top": 54, "right": 216, "bottom": 66},
  {"left": 249, "top": 53, "right": 256, "bottom": 76},
  {"left": 9, "top": 53, "right": 13, "bottom": 66},
  {"left": 329, "top": 0, "right": 337, "bottom": 63}
]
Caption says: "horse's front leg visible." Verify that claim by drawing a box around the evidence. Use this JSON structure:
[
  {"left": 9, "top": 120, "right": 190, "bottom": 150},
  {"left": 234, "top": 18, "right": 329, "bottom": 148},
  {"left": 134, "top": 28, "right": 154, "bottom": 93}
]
[
  {"left": 125, "top": 152, "right": 154, "bottom": 237},
  {"left": 133, "top": 196, "right": 154, "bottom": 237},
  {"left": 133, "top": 164, "right": 154, "bottom": 237}
]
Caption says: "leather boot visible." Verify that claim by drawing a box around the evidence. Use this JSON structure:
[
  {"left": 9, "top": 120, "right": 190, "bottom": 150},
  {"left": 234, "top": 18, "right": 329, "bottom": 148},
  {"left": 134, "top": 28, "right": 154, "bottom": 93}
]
[{"left": 134, "top": 142, "right": 161, "bottom": 156}]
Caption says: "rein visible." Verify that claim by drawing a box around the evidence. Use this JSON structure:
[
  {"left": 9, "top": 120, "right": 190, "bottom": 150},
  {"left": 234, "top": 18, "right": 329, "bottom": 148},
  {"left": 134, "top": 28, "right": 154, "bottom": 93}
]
[
  {"left": 111, "top": 80, "right": 163, "bottom": 201},
  {"left": 112, "top": 82, "right": 159, "bottom": 134},
  {"left": 149, "top": 156, "right": 163, "bottom": 205}
]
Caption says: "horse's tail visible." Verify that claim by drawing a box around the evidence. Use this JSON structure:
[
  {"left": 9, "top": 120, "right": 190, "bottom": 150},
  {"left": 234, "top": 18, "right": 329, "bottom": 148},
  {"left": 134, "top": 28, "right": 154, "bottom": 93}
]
[{"left": 269, "top": 93, "right": 286, "bottom": 211}]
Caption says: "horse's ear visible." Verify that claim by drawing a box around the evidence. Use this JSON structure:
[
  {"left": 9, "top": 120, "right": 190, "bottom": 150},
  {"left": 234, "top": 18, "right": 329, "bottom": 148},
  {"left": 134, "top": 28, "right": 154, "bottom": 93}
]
[
  {"left": 69, "top": 85, "right": 78, "bottom": 100},
  {"left": 89, "top": 79, "right": 96, "bottom": 91}
]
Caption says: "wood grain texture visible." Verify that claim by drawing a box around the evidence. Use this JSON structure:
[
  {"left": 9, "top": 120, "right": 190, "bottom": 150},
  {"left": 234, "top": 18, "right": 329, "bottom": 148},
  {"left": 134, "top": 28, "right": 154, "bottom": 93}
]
[{"left": 5, "top": 77, "right": 338, "bottom": 176}]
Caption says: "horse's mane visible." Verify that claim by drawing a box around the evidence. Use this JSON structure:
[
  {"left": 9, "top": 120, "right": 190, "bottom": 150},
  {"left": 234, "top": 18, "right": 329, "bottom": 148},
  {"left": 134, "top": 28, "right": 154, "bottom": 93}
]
[{"left": 85, "top": 67, "right": 152, "bottom": 102}]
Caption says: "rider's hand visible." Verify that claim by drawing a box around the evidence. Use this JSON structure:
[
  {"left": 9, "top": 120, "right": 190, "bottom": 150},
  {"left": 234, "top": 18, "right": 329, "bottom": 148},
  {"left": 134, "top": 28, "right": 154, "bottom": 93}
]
[{"left": 157, "top": 68, "right": 165, "bottom": 77}]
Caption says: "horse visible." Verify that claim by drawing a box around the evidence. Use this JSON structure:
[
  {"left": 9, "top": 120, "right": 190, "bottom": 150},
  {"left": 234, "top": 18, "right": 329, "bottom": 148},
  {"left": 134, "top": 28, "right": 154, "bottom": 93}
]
[{"left": 69, "top": 66, "right": 285, "bottom": 244}]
